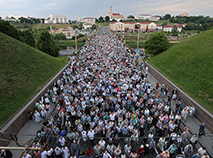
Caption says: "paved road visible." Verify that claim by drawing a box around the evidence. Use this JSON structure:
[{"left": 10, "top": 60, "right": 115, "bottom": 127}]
[{"left": 6, "top": 27, "right": 213, "bottom": 158}]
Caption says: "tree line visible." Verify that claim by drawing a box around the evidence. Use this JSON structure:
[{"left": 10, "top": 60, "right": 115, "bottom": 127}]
[
  {"left": 0, "top": 19, "right": 59, "bottom": 57},
  {"left": 162, "top": 14, "right": 213, "bottom": 30}
]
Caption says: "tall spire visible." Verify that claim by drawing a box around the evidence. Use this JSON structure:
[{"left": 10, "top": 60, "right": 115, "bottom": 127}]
[{"left": 110, "top": 6, "right": 112, "bottom": 14}]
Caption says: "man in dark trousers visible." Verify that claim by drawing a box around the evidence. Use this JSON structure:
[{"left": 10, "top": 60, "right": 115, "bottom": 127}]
[
  {"left": 198, "top": 122, "right": 206, "bottom": 138},
  {"left": 1, "top": 149, "right": 13, "bottom": 158}
]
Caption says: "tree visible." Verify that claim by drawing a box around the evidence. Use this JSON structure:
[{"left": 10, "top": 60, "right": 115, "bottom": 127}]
[
  {"left": 144, "top": 31, "right": 169, "bottom": 55},
  {"left": 127, "top": 15, "right": 135, "bottom": 19},
  {"left": 36, "top": 31, "right": 59, "bottom": 57},
  {"left": 171, "top": 25, "right": 178, "bottom": 36},
  {"left": 21, "top": 30, "right": 35, "bottom": 47},
  {"left": 112, "top": 19, "right": 117, "bottom": 22},
  {"left": 105, "top": 16, "right": 110, "bottom": 22},
  {"left": 72, "top": 25, "right": 78, "bottom": 30},
  {"left": 0, "top": 20, "right": 21, "bottom": 41},
  {"left": 91, "top": 24, "right": 97, "bottom": 30},
  {"left": 53, "top": 33, "right": 66, "bottom": 40},
  {"left": 163, "top": 14, "right": 171, "bottom": 20},
  {"left": 99, "top": 16, "right": 104, "bottom": 23}
]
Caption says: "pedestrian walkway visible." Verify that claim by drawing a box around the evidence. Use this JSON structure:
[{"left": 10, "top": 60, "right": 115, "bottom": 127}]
[
  {"left": 147, "top": 73, "right": 213, "bottom": 156},
  {"left": 3, "top": 27, "right": 213, "bottom": 158}
]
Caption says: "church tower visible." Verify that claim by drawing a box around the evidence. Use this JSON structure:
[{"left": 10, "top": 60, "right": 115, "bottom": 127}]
[{"left": 108, "top": 6, "right": 112, "bottom": 19}]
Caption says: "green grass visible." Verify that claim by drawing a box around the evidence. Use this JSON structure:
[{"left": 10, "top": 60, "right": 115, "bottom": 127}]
[
  {"left": 155, "top": 20, "right": 175, "bottom": 25},
  {"left": 0, "top": 32, "right": 68, "bottom": 126},
  {"left": 56, "top": 37, "right": 87, "bottom": 48},
  {"left": 148, "top": 29, "right": 213, "bottom": 112},
  {"left": 97, "top": 22, "right": 110, "bottom": 26}
]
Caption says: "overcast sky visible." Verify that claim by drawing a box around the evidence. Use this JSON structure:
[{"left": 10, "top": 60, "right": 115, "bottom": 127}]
[{"left": 0, "top": 0, "right": 212, "bottom": 19}]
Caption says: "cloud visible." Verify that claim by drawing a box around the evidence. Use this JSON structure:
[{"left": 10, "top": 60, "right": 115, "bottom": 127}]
[{"left": 0, "top": 0, "right": 212, "bottom": 19}]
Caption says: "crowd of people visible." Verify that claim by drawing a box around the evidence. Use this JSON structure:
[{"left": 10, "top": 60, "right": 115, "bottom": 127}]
[{"left": 7, "top": 30, "right": 209, "bottom": 158}]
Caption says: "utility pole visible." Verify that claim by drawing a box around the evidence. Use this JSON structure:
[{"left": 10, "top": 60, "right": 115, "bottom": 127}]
[
  {"left": 137, "top": 27, "right": 140, "bottom": 49},
  {"left": 75, "top": 29, "right": 78, "bottom": 62},
  {"left": 89, "top": 27, "right": 91, "bottom": 44}
]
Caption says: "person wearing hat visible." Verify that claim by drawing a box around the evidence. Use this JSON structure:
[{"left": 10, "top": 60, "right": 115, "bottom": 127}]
[
  {"left": 137, "top": 145, "right": 144, "bottom": 158},
  {"left": 1, "top": 149, "right": 13, "bottom": 158}
]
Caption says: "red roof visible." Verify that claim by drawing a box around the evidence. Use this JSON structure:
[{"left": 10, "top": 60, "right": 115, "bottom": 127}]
[
  {"left": 123, "top": 22, "right": 136, "bottom": 24},
  {"left": 83, "top": 17, "right": 95, "bottom": 19},
  {"left": 157, "top": 24, "right": 162, "bottom": 27},
  {"left": 112, "top": 13, "right": 120, "bottom": 16},
  {"left": 140, "top": 22, "right": 149, "bottom": 24},
  {"left": 164, "top": 25, "right": 174, "bottom": 28}
]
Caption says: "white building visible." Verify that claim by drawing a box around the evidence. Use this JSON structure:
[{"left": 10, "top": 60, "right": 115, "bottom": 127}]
[
  {"left": 137, "top": 14, "right": 160, "bottom": 21},
  {"left": 163, "top": 24, "right": 182, "bottom": 32},
  {"left": 45, "top": 14, "right": 68, "bottom": 24},
  {"left": 81, "top": 17, "right": 95, "bottom": 24},
  {"left": 156, "top": 24, "right": 163, "bottom": 30}
]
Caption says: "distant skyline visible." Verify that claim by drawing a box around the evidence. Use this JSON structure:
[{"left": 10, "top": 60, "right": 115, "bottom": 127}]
[{"left": 0, "top": 0, "right": 213, "bottom": 20}]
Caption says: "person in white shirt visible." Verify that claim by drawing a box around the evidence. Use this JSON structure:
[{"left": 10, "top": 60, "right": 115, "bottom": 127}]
[
  {"left": 198, "top": 147, "right": 206, "bottom": 156},
  {"left": 54, "top": 146, "right": 62, "bottom": 157},
  {"left": 62, "top": 146, "right": 70, "bottom": 158},
  {"left": 58, "top": 136, "right": 66, "bottom": 147},
  {"left": 88, "top": 129, "right": 95, "bottom": 145},
  {"left": 22, "top": 153, "right": 32, "bottom": 158},
  {"left": 103, "top": 150, "right": 112, "bottom": 158},
  {"left": 99, "top": 138, "right": 106, "bottom": 150}
]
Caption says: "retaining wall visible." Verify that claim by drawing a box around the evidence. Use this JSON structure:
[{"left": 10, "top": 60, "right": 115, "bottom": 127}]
[
  {"left": 0, "top": 62, "right": 70, "bottom": 146},
  {"left": 145, "top": 62, "right": 213, "bottom": 133}
]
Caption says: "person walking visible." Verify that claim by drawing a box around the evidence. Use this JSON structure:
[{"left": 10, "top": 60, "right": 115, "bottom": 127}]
[{"left": 198, "top": 123, "right": 205, "bottom": 138}]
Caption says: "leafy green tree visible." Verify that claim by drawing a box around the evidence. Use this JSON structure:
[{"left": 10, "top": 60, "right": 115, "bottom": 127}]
[
  {"left": 78, "top": 34, "right": 84, "bottom": 38},
  {"left": 127, "top": 15, "right": 135, "bottom": 19},
  {"left": 72, "top": 25, "right": 78, "bottom": 30},
  {"left": 36, "top": 31, "right": 59, "bottom": 57},
  {"left": 99, "top": 16, "right": 104, "bottom": 22},
  {"left": 105, "top": 16, "right": 110, "bottom": 22},
  {"left": 171, "top": 25, "right": 178, "bottom": 36},
  {"left": 53, "top": 33, "right": 66, "bottom": 40},
  {"left": 163, "top": 14, "right": 171, "bottom": 20},
  {"left": 144, "top": 31, "right": 169, "bottom": 55},
  {"left": 112, "top": 19, "right": 117, "bottom": 22},
  {"left": 21, "top": 30, "right": 35, "bottom": 47},
  {"left": 79, "top": 23, "right": 83, "bottom": 30},
  {"left": 95, "top": 18, "right": 99, "bottom": 23},
  {"left": 0, "top": 20, "right": 21, "bottom": 41},
  {"left": 91, "top": 24, "right": 97, "bottom": 30}
]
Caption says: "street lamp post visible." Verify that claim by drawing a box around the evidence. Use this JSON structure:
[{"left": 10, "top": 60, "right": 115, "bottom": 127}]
[
  {"left": 137, "top": 27, "right": 140, "bottom": 49},
  {"left": 75, "top": 29, "right": 78, "bottom": 62}
]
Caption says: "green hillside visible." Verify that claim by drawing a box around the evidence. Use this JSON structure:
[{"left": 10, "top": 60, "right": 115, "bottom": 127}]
[
  {"left": 0, "top": 32, "right": 67, "bottom": 126},
  {"left": 149, "top": 30, "right": 213, "bottom": 112}
]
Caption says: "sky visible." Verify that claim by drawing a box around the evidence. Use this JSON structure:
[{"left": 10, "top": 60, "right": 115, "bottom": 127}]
[{"left": 0, "top": 0, "right": 213, "bottom": 20}]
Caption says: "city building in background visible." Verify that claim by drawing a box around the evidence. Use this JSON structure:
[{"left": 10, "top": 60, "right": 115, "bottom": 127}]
[
  {"left": 180, "top": 12, "right": 189, "bottom": 17},
  {"left": 45, "top": 14, "right": 68, "bottom": 24},
  {"left": 49, "top": 27, "right": 74, "bottom": 39},
  {"left": 137, "top": 14, "right": 160, "bottom": 21},
  {"left": 110, "top": 21, "right": 157, "bottom": 32},
  {"left": 108, "top": 6, "right": 125, "bottom": 21}
]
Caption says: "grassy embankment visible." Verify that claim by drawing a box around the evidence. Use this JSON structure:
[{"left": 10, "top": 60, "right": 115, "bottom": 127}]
[
  {"left": 0, "top": 32, "right": 68, "bottom": 126},
  {"left": 148, "top": 29, "right": 213, "bottom": 112},
  {"left": 56, "top": 36, "right": 88, "bottom": 49}
]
